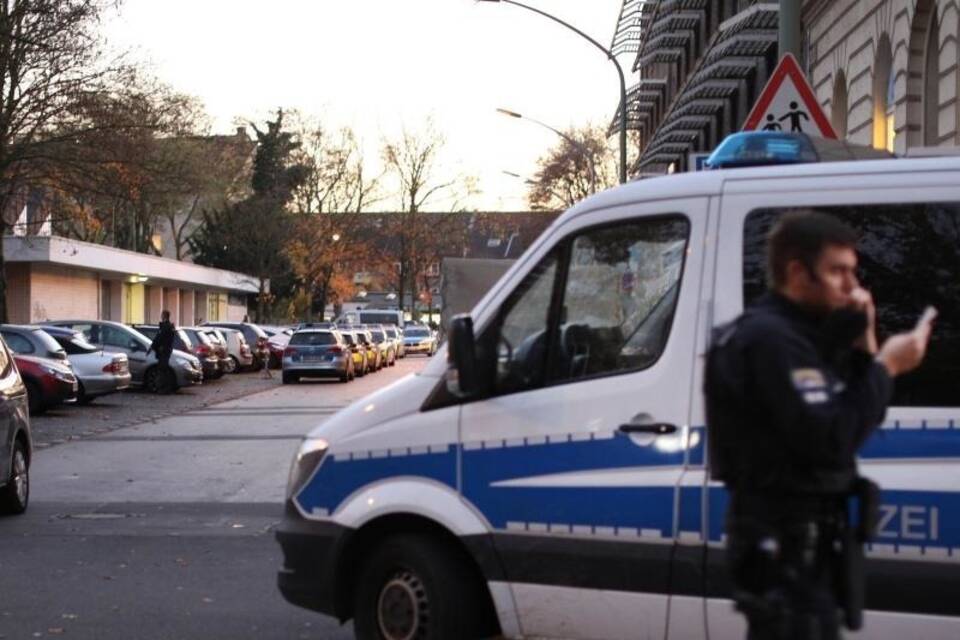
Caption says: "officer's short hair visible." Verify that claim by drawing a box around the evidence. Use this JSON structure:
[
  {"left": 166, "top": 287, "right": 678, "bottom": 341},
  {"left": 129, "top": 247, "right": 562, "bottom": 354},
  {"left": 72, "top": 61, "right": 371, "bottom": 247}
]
[
  {"left": 767, "top": 210, "right": 858, "bottom": 288},
  {"left": 161, "top": 310, "right": 171, "bottom": 321}
]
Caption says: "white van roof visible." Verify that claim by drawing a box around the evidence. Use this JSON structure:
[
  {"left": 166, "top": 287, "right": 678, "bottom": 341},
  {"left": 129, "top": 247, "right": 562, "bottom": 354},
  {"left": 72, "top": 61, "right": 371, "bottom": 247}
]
[{"left": 557, "top": 155, "right": 960, "bottom": 229}]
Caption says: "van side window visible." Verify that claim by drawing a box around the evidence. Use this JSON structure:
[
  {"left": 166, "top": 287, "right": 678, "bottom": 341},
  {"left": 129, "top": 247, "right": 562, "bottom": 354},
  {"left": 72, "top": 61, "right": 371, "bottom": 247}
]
[
  {"left": 551, "top": 217, "right": 689, "bottom": 382},
  {"left": 493, "top": 251, "right": 560, "bottom": 394},
  {"left": 744, "top": 203, "right": 960, "bottom": 407}
]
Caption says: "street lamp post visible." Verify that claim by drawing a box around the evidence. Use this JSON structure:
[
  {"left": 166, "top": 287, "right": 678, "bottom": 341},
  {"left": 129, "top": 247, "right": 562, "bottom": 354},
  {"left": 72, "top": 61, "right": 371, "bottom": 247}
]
[
  {"left": 497, "top": 108, "right": 598, "bottom": 191},
  {"left": 479, "top": 0, "right": 628, "bottom": 184}
]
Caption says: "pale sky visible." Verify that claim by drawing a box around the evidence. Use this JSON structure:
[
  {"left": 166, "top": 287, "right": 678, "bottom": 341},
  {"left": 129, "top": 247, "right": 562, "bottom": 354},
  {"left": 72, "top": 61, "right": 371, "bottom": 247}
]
[{"left": 103, "top": 0, "right": 632, "bottom": 211}]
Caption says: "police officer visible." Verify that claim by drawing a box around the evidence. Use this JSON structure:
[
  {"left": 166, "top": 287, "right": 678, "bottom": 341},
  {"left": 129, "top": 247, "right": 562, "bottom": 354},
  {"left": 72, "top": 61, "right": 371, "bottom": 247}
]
[
  {"left": 705, "top": 211, "right": 933, "bottom": 639},
  {"left": 146, "top": 310, "right": 176, "bottom": 393}
]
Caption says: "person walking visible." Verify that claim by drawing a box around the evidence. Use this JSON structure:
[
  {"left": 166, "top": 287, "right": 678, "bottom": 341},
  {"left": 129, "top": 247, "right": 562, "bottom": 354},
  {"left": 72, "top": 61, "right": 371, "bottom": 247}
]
[
  {"left": 704, "top": 211, "right": 934, "bottom": 639},
  {"left": 146, "top": 310, "right": 177, "bottom": 394}
]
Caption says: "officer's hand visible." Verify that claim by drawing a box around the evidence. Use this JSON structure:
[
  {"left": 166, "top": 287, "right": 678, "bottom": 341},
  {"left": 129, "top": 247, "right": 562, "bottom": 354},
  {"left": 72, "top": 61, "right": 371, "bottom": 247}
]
[
  {"left": 877, "top": 324, "right": 932, "bottom": 377},
  {"left": 849, "top": 287, "right": 878, "bottom": 354}
]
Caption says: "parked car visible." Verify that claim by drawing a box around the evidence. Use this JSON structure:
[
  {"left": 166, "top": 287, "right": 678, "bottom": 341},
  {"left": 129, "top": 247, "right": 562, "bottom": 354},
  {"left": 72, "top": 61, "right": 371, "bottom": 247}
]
[
  {"left": 46, "top": 321, "right": 201, "bottom": 393},
  {"left": 139, "top": 325, "right": 222, "bottom": 381},
  {"left": 267, "top": 331, "right": 291, "bottom": 369},
  {"left": 0, "top": 337, "right": 31, "bottom": 514},
  {"left": 201, "top": 329, "right": 232, "bottom": 373},
  {"left": 338, "top": 330, "right": 367, "bottom": 378},
  {"left": 351, "top": 327, "right": 380, "bottom": 372},
  {"left": 202, "top": 322, "right": 269, "bottom": 369},
  {"left": 14, "top": 354, "right": 77, "bottom": 415},
  {"left": 364, "top": 324, "right": 395, "bottom": 367},
  {"left": 383, "top": 325, "right": 404, "bottom": 359},
  {"left": 178, "top": 327, "right": 225, "bottom": 379},
  {"left": 282, "top": 328, "right": 354, "bottom": 384},
  {"left": 40, "top": 326, "right": 131, "bottom": 404},
  {"left": 215, "top": 327, "right": 254, "bottom": 372},
  {"left": 0, "top": 324, "right": 69, "bottom": 364},
  {"left": 402, "top": 324, "right": 438, "bottom": 356}
]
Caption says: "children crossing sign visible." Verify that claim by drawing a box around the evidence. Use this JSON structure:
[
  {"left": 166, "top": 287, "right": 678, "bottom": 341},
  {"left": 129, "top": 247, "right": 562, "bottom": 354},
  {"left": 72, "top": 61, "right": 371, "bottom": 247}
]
[{"left": 742, "top": 54, "right": 837, "bottom": 139}]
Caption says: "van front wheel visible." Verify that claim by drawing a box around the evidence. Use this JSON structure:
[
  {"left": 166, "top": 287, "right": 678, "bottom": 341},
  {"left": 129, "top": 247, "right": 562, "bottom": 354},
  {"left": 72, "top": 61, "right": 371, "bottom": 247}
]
[{"left": 353, "top": 533, "right": 496, "bottom": 640}]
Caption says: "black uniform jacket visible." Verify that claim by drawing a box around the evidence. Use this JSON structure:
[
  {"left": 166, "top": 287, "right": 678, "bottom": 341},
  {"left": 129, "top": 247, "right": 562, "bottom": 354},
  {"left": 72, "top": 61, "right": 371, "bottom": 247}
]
[
  {"left": 706, "top": 293, "right": 893, "bottom": 496},
  {"left": 151, "top": 320, "right": 176, "bottom": 357}
]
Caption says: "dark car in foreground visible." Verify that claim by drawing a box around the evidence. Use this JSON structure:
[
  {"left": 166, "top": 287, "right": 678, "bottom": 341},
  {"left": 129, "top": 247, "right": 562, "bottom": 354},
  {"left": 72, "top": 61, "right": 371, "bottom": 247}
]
[{"left": 0, "top": 337, "right": 31, "bottom": 514}]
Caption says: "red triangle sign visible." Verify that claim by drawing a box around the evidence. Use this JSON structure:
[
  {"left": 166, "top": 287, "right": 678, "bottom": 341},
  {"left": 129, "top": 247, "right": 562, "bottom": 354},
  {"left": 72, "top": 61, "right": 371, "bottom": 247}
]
[{"left": 742, "top": 54, "right": 837, "bottom": 139}]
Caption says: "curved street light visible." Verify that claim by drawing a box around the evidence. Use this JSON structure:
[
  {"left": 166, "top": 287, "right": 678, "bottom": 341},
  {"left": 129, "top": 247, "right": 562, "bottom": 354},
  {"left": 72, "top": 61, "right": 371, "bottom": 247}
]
[
  {"left": 496, "top": 108, "right": 598, "bottom": 191},
  {"left": 479, "top": 0, "right": 628, "bottom": 184}
]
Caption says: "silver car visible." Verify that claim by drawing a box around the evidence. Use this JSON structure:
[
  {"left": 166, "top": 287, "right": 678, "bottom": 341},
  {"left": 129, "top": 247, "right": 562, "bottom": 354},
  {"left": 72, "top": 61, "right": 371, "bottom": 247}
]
[
  {"left": 281, "top": 329, "right": 354, "bottom": 384},
  {"left": 215, "top": 327, "right": 254, "bottom": 372},
  {"left": 0, "top": 336, "right": 31, "bottom": 514},
  {"left": 48, "top": 321, "right": 201, "bottom": 393},
  {"left": 41, "top": 326, "right": 131, "bottom": 403},
  {"left": 401, "top": 325, "right": 438, "bottom": 356}
]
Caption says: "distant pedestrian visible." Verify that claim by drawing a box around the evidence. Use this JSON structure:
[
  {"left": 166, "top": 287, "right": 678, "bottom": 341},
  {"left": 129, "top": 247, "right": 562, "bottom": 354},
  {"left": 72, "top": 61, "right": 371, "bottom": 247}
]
[
  {"left": 243, "top": 314, "right": 249, "bottom": 322},
  {"left": 146, "top": 310, "right": 176, "bottom": 393}
]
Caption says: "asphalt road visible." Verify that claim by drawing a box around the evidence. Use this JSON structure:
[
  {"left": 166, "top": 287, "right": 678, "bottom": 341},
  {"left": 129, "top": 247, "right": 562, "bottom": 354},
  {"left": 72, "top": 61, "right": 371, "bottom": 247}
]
[{"left": 0, "top": 356, "right": 432, "bottom": 640}]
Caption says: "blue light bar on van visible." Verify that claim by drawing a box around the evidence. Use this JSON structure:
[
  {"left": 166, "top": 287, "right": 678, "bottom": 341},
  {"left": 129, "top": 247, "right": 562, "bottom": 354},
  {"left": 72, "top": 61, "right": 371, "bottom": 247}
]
[{"left": 705, "top": 132, "right": 819, "bottom": 169}]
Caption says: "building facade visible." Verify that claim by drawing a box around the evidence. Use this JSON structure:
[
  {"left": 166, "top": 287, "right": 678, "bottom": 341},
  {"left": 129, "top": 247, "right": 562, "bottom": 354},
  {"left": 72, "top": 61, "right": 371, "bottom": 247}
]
[
  {"left": 806, "top": 0, "right": 960, "bottom": 153},
  {"left": 611, "top": 0, "right": 960, "bottom": 173},
  {"left": 4, "top": 235, "right": 257, "bottom": 326}
]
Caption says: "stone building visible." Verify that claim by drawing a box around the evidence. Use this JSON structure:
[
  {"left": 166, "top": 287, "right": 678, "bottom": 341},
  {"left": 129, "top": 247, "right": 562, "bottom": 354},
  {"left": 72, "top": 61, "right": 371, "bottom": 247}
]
[{"left": 610, "top": 0, "right": 960, "bottom": 173}]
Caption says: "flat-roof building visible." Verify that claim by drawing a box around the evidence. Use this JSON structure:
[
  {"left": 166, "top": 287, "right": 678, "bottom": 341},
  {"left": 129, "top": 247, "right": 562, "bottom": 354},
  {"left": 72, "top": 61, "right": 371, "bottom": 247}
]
[{"left": 4, "top": 235, "right": 258, "bottom": 326}]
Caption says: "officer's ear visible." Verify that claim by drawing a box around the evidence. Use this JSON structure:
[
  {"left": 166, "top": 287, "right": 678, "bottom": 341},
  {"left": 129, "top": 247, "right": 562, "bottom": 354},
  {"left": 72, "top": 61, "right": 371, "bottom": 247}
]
[{"left": 784, "top": 258, "right": 816, "bottom": 289}]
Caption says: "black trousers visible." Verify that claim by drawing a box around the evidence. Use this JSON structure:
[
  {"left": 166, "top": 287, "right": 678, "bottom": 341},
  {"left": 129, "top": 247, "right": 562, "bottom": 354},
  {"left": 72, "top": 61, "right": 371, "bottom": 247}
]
[
  {"left": 726, "top": 501, "right": 845, "bottom": 640},
  {"left": 156, "top": 351, "right": 174, "bottom": 393}
]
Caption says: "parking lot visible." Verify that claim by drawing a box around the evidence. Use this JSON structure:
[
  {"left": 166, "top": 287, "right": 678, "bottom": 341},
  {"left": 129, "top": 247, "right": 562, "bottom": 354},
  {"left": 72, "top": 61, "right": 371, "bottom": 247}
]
[{"left": 28, "top": 371, "right": 280, "bottom": 449}]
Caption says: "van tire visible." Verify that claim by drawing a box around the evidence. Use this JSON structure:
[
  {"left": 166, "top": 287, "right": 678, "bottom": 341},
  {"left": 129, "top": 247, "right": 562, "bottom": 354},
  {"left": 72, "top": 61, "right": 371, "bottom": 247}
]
[
  {"left": 353, "top": 533, "right": 496, "bottom": 640},
  {"left": 0, "top": 438, "right": 29, "bottom": 514}
]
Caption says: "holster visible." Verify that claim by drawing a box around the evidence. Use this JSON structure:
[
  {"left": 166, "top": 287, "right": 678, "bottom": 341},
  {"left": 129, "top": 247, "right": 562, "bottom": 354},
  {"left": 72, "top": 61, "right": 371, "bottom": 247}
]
[{"left": 839, "top": 476, "right": 881, "bottom": 631}]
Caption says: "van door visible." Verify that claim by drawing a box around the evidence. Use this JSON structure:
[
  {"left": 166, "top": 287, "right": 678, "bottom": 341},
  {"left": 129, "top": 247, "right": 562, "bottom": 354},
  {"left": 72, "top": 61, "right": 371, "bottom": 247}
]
[
  {"left": 459, "top": 198, "right": 708, "bottom": 640},
  {"left": 706, "top": 175, "right": 960, "bottom": 639}
]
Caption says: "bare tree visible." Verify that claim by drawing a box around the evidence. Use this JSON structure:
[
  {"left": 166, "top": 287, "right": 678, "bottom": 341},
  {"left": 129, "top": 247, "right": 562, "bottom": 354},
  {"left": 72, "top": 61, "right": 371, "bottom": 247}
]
[
  {"left": 0, "top": 0, "right": 137, "bottom": 320},
  {"left": 381, "top": 120, "right": 477, "bottom": 316},
  {"left": 526, "top": 122, "right": 617, "bottom": 211}
]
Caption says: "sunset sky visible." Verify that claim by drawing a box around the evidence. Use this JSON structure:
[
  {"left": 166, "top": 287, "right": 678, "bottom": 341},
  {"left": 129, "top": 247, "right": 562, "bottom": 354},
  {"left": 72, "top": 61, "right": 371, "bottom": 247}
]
[{"left": 104, "top": 0, "right": 631, "bottom": 211}]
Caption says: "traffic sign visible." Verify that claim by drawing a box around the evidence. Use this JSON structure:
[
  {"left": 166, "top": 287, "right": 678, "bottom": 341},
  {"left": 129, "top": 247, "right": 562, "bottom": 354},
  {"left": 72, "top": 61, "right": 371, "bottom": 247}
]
[{"left": 742, "top": 54, "right": 837, "bottom": 139}]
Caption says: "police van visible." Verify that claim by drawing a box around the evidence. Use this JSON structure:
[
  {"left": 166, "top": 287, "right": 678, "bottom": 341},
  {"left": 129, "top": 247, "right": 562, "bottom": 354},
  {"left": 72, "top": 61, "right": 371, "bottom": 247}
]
[{"left": 277, "top": 133, "right": 960, "bottom": 639}]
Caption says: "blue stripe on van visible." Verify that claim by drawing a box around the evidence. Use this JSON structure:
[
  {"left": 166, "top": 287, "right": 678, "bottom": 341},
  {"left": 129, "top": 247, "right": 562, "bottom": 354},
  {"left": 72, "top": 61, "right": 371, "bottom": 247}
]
[
  {"left": 860, "top": 425, "right": 960, "bottom": 459},
  {"left": 294, "top": 446, "right": 457, "bottom": 515}
]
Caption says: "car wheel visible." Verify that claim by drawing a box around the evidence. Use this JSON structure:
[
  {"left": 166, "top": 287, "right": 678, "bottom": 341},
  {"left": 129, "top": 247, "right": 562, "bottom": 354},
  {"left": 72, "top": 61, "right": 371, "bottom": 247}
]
[
  {"left": 77, "top": 381, "right": 96, "bottom": 405},
  {"left": 0, "top": 438, "right": 29, "bottom": 515},
  {"left": 353, "top": 534, "right": 497, "bottom": 640},
  {"left": 144, "top": 367, "right": 161, "bottom": 394},
  {"left": 281, "top": 372, "right": 295, "bottom": 384},
  {"left": 223, "top": 356, "right": 237, "bottom": 374},
  {"left": 25, "top": 381, "right": 44, "bottom": 416}
]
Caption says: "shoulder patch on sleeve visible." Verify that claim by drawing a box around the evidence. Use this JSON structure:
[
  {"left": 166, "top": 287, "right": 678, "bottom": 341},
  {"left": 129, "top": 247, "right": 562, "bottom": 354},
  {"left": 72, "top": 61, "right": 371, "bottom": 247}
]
[{"left": 791, "top": 368, "right": 827, "bottom": 391}]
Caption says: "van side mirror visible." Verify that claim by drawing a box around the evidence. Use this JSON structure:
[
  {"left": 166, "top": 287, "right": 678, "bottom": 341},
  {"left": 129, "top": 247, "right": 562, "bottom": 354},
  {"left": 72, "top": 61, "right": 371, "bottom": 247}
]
[{"left": 446, "top": 314, "right": 478, "bottom": 398}]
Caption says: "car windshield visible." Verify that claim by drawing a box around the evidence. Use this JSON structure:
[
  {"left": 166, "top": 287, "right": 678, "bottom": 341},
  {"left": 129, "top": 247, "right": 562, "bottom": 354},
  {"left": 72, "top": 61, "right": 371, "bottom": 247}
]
[
  {"left": 405, "top": 328, "right": 429, "bottom": 337},
  {"left": 384, "top": 328, "right": 397, "bottom": 338},
  {"left": 289, "top": 332, "right": 337, "bottom": 346},
  {"left": 341, "top": 333, "right": 355, "bottom": 345},
  {"left": 370, "top": 331, "right": 385, "bottom": 342}
]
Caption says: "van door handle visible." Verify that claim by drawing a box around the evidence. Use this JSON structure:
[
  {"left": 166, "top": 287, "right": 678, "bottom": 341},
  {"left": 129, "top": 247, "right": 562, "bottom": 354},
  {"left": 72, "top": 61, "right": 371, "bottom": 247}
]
[{"left": 618, "top": 422, "right": 677, "bottom": 435}]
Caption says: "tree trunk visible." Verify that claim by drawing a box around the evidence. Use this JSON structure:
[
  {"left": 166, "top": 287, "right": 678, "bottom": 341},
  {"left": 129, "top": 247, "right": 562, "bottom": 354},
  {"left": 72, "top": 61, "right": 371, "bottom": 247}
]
[{"left": 0, "top": 226, "right": 7, "bottom": 324}]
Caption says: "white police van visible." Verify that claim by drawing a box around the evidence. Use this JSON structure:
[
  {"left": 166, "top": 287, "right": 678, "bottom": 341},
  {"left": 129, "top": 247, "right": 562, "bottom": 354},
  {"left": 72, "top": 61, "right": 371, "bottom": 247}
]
[{"left": 277, "top": 133, "right": 960, "bottom": 639}]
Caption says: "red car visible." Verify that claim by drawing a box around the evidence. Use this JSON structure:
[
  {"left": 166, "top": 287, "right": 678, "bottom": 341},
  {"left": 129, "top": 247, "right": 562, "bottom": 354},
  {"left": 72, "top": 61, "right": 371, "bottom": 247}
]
[{"left": 14, "top": 354, "right": 78, "bottom": 415}]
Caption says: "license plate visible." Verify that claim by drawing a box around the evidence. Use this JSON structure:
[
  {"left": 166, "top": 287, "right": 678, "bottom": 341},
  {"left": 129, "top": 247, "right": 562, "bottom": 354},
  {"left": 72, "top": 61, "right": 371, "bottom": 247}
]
[{"left": 303, "top": 355, "right": 323, "bottom": 362}]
